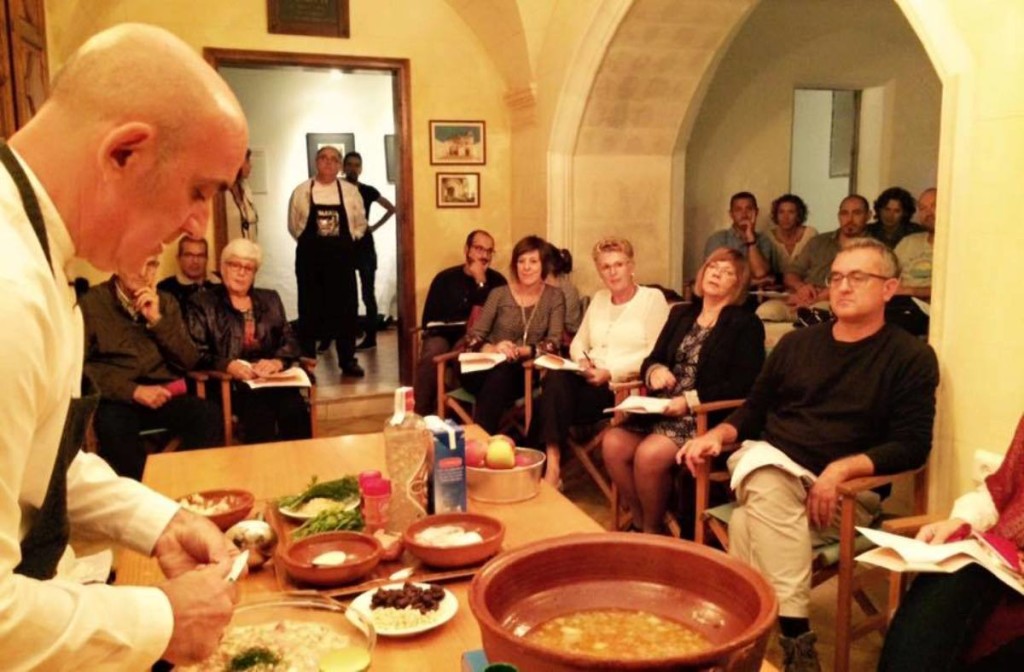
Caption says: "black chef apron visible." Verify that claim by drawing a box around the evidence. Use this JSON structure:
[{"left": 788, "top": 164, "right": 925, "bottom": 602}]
[
  {"left": 295, "top": 179, "right": 357, "bottom": 349},
  {"left": 0, "top": 142, "right": 100, "bottom": 580}
]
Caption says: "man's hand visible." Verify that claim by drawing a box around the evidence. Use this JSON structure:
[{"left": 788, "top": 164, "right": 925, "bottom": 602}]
[
  {"left": 158, "top": 558, "right": 239, "bottom": 666},
  {"left": 916, "top": 518, "right": 969, "bottom": 545},
  {"left": 647, "top": 365, "right": 676, "bottom": 391},
  {"left": 788, "top": 283, "right": 819, "bottom": 307},
  {"left": 663, "top": 396, "right": 689, "bottom": 417},
  {"left": 227, "top": 359, "right": 256, "bottom": 380},
  {"left": 806, "top": 464, "right": 845, "bottom": 528},
  {"left": 677, "top": 434, "right": 723, "bottom": 477},
  {"left": 467, "top": 259, "right": 488, "bottom": 285},
  {"left": 583, "top": 367, "right": 611, "bottom": 387},
  {"left": 251, "top": 359, "right": 284, "bottom": 378},
  {"left": 153, "top": 509, "right": 238, "bottom": 579},
  {"left": 133, "top": 287, "right": 162, "bottom": 325},
  {"left": 133, "top": 384, "right": 172, "bottom": 409}
]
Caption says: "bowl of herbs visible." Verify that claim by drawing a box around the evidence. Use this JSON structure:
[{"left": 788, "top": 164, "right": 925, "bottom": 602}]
[{"left": 277, "top": 476, "right": 365, "bottom": 539}]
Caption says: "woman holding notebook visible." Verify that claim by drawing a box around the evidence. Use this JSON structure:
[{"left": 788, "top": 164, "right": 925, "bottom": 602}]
[
  {"left": 880, "top": 414, "right": 1024, "bottom": 671},
  {"left": 602, "top": 247, "right": 765, "bottom": 535},
  {"left": 530, "top": 237, "right": 669, "bottom": 487}
]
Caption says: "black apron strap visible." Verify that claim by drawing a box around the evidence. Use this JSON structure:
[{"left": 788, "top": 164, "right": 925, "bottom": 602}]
[{"left": 0, "top": 141, "right": 52, "bottom": 275}]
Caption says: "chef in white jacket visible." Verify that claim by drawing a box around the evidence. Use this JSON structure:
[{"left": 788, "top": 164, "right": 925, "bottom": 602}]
[{"left": 0, "top": 24, "right": 249, "bottom": 670}]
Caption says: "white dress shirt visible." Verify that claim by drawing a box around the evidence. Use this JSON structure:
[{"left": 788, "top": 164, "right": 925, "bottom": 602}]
[
  {"left": 286, "top": 177, "right": 367, "bottom": 241},
  {"left": 0, "top": 150, "right": 180, "bottom": 670}
]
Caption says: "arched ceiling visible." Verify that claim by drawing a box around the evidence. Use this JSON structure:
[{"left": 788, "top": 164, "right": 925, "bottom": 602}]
[
  {"left": 575, "top": 0, "right": 758, "bottom": 155},
  {"left": 443, "top": 0, "right": 535, "bottom": 93}
]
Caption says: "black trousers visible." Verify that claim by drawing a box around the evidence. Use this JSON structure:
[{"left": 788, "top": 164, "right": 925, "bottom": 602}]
[
  {"left": 414, "top": 334, "right": 459, "bottom": 416},
  {"left": 94, "top": 396, "right": 223, "bottom": 480},
  {"left": 531, "top": 371, "right": 615, "bottom": 445},
  {"left": 880, "top": 563, "right": 1024, "bottom": 671},
  {"left": 461, "top": 362, "right": 533, "bottom": 435},
  {"left": 355, "top": 251, "right": 378, "bottom": 341},
  {"left": 231, "top": 385, "right": 312, "bottom": 444}
]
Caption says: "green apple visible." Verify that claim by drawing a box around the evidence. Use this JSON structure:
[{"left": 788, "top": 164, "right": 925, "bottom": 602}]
[{"left": 485, "top": 439, "right": 516, "bottom": 469}]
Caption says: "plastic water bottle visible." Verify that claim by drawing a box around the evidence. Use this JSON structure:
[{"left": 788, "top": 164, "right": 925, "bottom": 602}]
[{"left": 383, "top": 387, "right": 430, "bottom": 533}]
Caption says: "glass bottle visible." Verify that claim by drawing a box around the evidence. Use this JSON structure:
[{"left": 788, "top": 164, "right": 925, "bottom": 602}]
[{"left": 383, "top": 386, "right": 430, "bottom": 533}]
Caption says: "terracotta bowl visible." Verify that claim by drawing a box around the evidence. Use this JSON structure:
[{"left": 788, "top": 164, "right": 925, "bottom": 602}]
[
  {"left": 403, "top": 513, "right": 505, "bottom": 568},
  {"left": 177, "top": 489, "right": 255, "bottom": 531},
  {"left": 279, "top": 531, "right": 382, "bottom": 586},
  {"left": 469, "top": 533, "right": 777, "bottom": 672}
]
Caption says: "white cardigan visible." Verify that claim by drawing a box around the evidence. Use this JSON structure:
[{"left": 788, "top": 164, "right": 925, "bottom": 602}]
[{"left": 569, "top": 286, "right": 670, "bottom": 382}]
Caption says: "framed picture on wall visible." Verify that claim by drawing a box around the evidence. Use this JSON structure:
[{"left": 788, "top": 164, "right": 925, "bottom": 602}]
[
  {"left": 384, "top": 134, "right": 397, "bottom": 184},
  {"left": 436, "top": 172, "right": 480, "bottom": 208},
  {"left": 306, "top": 133, "right": 355, "bottom": 177},
  {"left": 429, "top": 120, "right": 486, "bottom": 165},
  {"left": 268, "top": 0, "right": 350, "bottom": 38}
]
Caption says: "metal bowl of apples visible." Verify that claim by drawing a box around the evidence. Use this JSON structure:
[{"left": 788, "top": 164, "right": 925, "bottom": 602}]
[{"left": 465, "top": 436, "right": 546, "bottom": 503}]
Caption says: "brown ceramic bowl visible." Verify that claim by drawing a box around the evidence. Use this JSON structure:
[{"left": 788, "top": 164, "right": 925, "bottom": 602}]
[
  {"left": 403, "top": 513, "right": 505, "bottom": 568},
  {"left": 469, "top": 533, "right": 778, "bottom": 672},
  {"left": 279, "top": 531, "right": 382, "bottom": 587},
  {"left": 177, "top": 489, "right": 255, "bottom": 531}
]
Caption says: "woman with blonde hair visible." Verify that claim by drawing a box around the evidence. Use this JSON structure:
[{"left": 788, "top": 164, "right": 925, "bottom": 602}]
[
  {"left": 602, "top": 247, "right": 765, "bottom": 534},
  {"left": 187, "top": 238, "right": 310, "bottom": 443},
  {"left": 531, "top": 237, "right": 669, "bottom": 486}
]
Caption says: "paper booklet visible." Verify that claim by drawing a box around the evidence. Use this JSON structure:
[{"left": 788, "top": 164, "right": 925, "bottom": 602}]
[
  {"left": 727, "top": 441, "right": 818, "bottom": 492},
  {"left": 604, "top": 395, "right": 671, "bottom": 415},
  {"left": 425, "top": 320, "right": 467, "bottom": 329},
  {"left": 533, "top": 354, "right": 585, "bottom": 372},
  {"left": 855, "top": 526, "right": 1024, "bottom": 596},
  {"left": 240, "top": 365, "right": 312, "bottom": 389},
  {"left": 458, "top": 351, "right": 507, "bottom": 374}
]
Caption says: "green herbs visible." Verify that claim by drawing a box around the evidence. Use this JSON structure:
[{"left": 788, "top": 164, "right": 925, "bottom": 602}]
[
  {"left": 278, "top": 476, "right": 360, "bottom": 511},
  {"left": 293, "top": 507, "right": 365, "bottom": 539},
  {"left": 227, "top": 646, "right": 280, "bottom": 671}
]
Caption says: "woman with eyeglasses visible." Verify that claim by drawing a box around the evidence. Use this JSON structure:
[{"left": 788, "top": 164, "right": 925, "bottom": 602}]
[
  {"left": 531, "top": 237, "right": 670, "bottom": 486},
  {"left": 461, "top": 235, "right": 565, "bottom": 435},
  {"left": 602, "top": 247, "right": 765, "bottom": 535},
  {"left": 187, "top": 238, "right": 311, "bottom": 444}
]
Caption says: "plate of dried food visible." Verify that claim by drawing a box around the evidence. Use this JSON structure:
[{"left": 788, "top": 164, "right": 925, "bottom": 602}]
[{"left": 349, "top": 582, "right": 458, "bottom": 637}]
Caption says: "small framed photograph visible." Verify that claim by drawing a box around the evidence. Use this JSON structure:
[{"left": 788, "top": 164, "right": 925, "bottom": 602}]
[
  {"left": 305, "top": 133, "right": 355, "bottom": 177},
  {"left": 384, "top": 134, "right": 397, "bottom": 184},
  {"left": 268, "top": 0, "right": 350, "bottom": 38},
  {"left": 429, "top": 120, "right": 485, "bottom": 165},
  {"left": 436, "top": 172, "right": 480, "bottom": 208}
]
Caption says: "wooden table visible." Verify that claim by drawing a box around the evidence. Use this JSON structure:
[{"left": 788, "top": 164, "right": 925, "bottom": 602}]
[{"left": 117, "top": 427, "right": 603, "bottom": 669}]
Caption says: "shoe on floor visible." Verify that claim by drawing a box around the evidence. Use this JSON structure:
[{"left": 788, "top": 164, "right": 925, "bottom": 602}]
[
  {"left": 355, "top": 338, "right": 377, "bottom": 351},
  {"left": 779, "top": 631, "right": 821, "bottom": 672},
  {"left": 341, "top": 360, "right": 365, "bottom": 378}
]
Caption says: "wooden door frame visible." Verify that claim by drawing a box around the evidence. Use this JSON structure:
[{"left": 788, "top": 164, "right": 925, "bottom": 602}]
[{"left": 204, "top": 47, "right": 415, "bottom": 385}]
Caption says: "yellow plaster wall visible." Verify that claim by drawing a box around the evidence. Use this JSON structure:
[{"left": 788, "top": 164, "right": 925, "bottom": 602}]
[{"left": 44, "top": 0, "right": 514, "bottom": 314}]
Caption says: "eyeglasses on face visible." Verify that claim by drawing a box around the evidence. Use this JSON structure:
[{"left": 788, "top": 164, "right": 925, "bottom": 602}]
[
  {"left": 826, "top": 270, "right": 893, "bottom": 288},
  {"left": 706, "top": 262, "right": 737, "bottom": 277},
  {"left": 225, "top": 260, "right": 257, "bottom": 275},
  {"left": 470, "top": 244, "right": 495, "bottom": 256}
]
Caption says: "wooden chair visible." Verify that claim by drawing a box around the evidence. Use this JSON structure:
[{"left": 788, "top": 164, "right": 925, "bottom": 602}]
[
  {"left": 190, "top": 357, "right": 319, "bottom": 445},
  {"left": 702, "top": 462, "right": 930, "bottom": 672},
  {"left": 433, "top": 351, "right": 535, "bottom": 436},
  {"left": 691, "top": 399, "right": 745, "bottom": 543}
]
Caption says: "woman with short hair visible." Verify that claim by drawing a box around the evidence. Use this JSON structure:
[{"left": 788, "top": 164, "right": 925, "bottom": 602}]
[
  {"left": 531, "top": 237, "right": 670, "bottom": 486},
  {"left": 461, "top": 235, "right": 565, "bottom": 434},
  {"left": 187, "top": 238, "right": 311, "bottom": 444},
  {"left": 602, "top": 247, "right": 765, "bottom": 534}
]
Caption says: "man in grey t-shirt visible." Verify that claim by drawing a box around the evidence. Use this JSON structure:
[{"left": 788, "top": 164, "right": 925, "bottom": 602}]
[{"left": 702, "top": 191, "right": 776, "bottom": 282}]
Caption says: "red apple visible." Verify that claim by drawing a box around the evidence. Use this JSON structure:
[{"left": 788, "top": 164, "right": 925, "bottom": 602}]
[
  {"left": 514, "top": 453, "right": 532, "bottom": 468},
  {"left": 466, "top": 439, "right": 487, "bottom": 468}
]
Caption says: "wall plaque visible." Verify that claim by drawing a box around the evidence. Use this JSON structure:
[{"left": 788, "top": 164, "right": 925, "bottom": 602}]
[{"left": 268, "top": 0, "right": 350, "bottom": 38}]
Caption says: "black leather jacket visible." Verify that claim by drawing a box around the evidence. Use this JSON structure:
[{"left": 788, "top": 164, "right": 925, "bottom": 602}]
[{"left": 186, "top": 285, "right": 301, "bottom": 371}]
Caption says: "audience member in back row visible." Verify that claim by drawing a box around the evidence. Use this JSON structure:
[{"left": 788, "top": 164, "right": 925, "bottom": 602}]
[
  {"left": 543, "top": 243, "right": 583, "bottom": 336},
  {"left": 531, "top": 237, "right": 670, "bottom": 487},
  {"left": 602, "top": 248, "right": 765, "bottom": 535},
  {"left": 703, "top": 191, "right": 777, "bottom": 282},
  {"left": 82, "top": 255, "right": 222, "bottom": 480},
  {"left": 867, "top": 186, "right": 922, "bottom": 249},
  {"left": 156, "top": 235, "right": 221, "bottom": 310},
  {"left": 679, "top": 238, "right": 939, "bottom": 671},
  {"left": 187, "top": 239, "right": 311, "bottom": 444},
  {"left": 757, "top": 194, "right": 872, "bottom": 322},
  {"left": 413, "top": 230, "right": 507, "bottom": 416},
  {"left": 879, "top": 413, "right": 1024, "bottom": 672},
  {"left": 894, "top": 187, "right": 937, "bottom": 300},
  {"left": 461, "top": 235, "right": 565, "bottom": 434},
  {"left": 767, "top": 193, "right": 817, "bottom": 270}
]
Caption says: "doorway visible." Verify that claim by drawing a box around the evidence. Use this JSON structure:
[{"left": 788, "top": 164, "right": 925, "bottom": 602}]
[{"left": 203, "top": 49, "right": 415, "bottom": 398}]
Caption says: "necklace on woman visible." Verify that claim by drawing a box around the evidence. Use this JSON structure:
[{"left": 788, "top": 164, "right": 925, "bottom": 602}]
[
  {"left": 513, "top": 284, "right": 542, "bottom": 345},
  {"left": 697, "top": 310, "right": 719, "bottom": 329}
]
